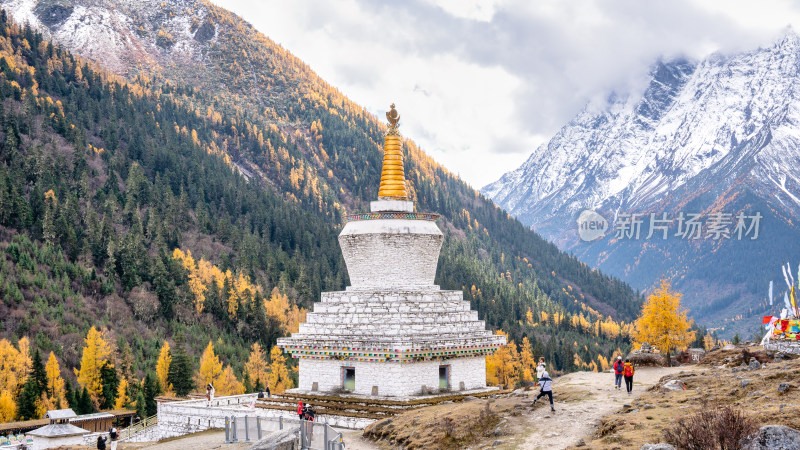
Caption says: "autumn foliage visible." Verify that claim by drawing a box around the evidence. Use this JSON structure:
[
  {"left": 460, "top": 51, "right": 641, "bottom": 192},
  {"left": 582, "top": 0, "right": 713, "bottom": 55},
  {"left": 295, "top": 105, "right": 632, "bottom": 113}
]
[
  {"left": 74, "top": 326, "right": 113, "bottom": 404},
  {"left": 634, "top": 280, "right": 695, "bottom": 365}
]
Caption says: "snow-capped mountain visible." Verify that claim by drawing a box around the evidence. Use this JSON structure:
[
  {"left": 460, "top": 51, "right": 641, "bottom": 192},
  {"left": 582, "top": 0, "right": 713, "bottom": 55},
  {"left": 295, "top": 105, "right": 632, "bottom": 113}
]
[
  {"left": 2, "top": 0, "right": 217, "bottom": 77},
  {"left": 484, "top": 32, "right": 800, "bottom": 333}
]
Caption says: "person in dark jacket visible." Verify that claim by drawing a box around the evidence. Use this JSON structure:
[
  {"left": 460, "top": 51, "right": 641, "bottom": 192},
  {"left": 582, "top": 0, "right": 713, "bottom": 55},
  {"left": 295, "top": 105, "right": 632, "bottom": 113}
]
[
  {"left": 265, "top": 385, "right": 271, "bottom": 398},
  {"left": 96, "top": 435, "right": 107, "bottom": 450},
  {"left": 109, "top": 427, "right": 119, "bottom": 450},
  {"left": 613, "top": 356, "right": 624, "bottom": 390},
  {"left": 531, "top": 370, "right": 555, "bottom": 412}
]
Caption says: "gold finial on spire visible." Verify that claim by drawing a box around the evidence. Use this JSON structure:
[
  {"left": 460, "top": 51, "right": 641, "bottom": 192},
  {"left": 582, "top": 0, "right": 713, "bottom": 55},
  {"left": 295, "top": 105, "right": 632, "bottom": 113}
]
[
  {"left": 378, "top": 103, "right": 409, "bottom": 200},
  {"left": 386, "top": 103, "right": 400, "bottom": 134}
]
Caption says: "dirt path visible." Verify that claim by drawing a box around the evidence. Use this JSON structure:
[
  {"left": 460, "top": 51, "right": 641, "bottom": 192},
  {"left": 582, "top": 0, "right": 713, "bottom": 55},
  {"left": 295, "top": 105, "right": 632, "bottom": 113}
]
[{"left": 514, "top": 366, "right": 700, "bottom": 449}]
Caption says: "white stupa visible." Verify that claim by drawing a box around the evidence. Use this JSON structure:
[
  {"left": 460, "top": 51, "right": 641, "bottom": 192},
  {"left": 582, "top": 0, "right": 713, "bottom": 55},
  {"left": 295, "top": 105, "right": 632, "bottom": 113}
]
[{"left": 277, "top": 104, "right": 506, "bottom": 396}]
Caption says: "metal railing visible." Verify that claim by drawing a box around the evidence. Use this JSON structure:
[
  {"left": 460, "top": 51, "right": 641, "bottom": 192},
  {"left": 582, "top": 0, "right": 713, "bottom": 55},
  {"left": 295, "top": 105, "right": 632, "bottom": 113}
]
[
  {"left": 224, "top": 415, "right": 344, "bottom": 450},
  {"left": 119, "top": 414, "right": 158, "bottom": 440}
]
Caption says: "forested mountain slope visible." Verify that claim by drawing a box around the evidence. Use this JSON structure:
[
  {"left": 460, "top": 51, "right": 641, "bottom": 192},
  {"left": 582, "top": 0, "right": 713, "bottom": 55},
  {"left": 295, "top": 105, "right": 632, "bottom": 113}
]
[{"left": 0, "top": 0, "right": 646, "bottom": 396}]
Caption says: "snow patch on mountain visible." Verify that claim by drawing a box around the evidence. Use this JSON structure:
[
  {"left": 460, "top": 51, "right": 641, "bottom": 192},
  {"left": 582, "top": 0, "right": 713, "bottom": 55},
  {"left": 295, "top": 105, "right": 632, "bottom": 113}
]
[
  {"left": 1, "top": 0, "right": 216, "bottom": 76},
  {"left": 484, "top": 32, "right": 800, "bottom": 229}
]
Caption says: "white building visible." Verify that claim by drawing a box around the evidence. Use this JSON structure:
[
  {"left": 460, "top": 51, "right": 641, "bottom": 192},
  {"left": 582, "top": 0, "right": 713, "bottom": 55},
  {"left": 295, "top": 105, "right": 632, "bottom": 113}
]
[
  {"left": 277, "top": 105, "right": 506, "bottom": 397},
  {"left": 26, "top": 409, "right": 89, "bottom": 450}
]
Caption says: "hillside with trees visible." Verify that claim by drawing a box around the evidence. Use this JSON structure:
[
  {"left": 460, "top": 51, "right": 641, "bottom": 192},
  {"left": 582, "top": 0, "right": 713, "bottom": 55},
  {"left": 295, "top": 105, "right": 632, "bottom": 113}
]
[{"left": 0, "top": 3, "right": 650, "bottom": 422}]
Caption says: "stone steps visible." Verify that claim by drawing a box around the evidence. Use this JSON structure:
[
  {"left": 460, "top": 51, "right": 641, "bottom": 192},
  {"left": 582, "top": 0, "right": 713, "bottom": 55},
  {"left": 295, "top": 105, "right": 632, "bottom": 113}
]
[
  {"left": 312, "top": 302, "right": 473, "bottom": 312},
  {"left": 252, "top": 388, "right": 509, "bottom": 421},
  {"left": 294, "top": 327, "right": 496, "bottom": 340},
  {"left": 305, "top": 310, "right": 478, "bottom": 324}
]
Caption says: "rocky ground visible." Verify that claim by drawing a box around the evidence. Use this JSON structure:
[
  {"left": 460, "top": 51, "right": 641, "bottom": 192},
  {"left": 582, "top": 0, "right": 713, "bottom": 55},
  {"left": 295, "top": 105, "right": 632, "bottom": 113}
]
[
  {"left": 581, "top": 346, "right": 800, "bottom": 449},
  {"left": 353, "top": 366, "right": 685, "bottom": 449}
]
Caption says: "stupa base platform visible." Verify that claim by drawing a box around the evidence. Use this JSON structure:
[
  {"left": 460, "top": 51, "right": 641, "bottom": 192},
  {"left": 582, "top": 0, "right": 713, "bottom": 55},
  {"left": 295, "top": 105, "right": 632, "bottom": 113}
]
[
  {"left": 298, "top": 356, "right": 487, "bottom": 397},
  {"left": 282, "top": 385, "right": 500, "bottom": 403}
]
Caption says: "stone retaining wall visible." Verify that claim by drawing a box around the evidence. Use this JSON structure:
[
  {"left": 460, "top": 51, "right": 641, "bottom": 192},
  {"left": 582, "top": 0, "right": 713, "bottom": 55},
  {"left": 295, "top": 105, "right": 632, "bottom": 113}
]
[
  {"left": 124, "top": 394, "right": 376, "bottom": 442},
  {"left": 765, "top": 341, "right": 800, "bottom": 355}
]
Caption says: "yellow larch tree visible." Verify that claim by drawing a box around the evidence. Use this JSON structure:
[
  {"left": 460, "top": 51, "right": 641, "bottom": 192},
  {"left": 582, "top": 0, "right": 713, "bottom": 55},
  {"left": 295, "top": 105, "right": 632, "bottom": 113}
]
[
  {"left": 597, "top": 354, "right": 610, "bottom": 372},
  {"left": 486, "top": 332, "right": 520, "bottom": 388},
  {"left": 196, "top": 341, "right": 223, "bottom": 388},
  {"left": 703, "top": 333, "right": 715, "bottom": 351},
  {"left": 244, "top": 343, "right": 269, "bottom": 388},
  {"left": 156, "top": 341, "right": 173, "bottom": 395},
  {"left": 0, "top": 390, "right": 16, "bottom": 422},
  {"left": 267, "top": 346, "right": 293, "bottom": 393},
  {"left": 45, "top": 352, "right": 66, "bottom": 407},
  {"left": 264, "top": 287, "right": 307, "bottom": 333},
  {"left": 113, "top": 378, "right": 129, "bottom": 410},
  {"left": 519, "top": 337, "right": 535, "bottom": 382},
  {"left": 35, "top": 392, "right": 55, "bottom": 419},
  {"left": 216, "top": 367, "right": 245, "bottom": 396},
  {"left": 75, "top": 326, "right": 113, "bottom": 402},
  {"left": 633, "top": 279, "right": 695, "bottom": 366},
  {"left": 0, "top": 338, "right": 31, "bottom": 396},
  {"left": 264, "top": 287, "right": 290, "bottom": 328},
  {"left": 17, "top": 337, "right": 31, "bottom": 379}
]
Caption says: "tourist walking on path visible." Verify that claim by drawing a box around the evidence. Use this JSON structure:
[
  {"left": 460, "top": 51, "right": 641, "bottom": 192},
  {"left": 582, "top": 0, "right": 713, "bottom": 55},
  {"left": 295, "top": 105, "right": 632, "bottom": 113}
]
[
  {"left": 266, "top": 385, "right": 271, "bottom": 398},
  {"left": 535, "top": 357, "right": 546, "bottom": 386},
  {"left": 206, "top": 383, "right": 215, "bottom": 406},
  {"left": 531, "top": 370, "right": 555, "bottom": 412},
  {"left": 623, "top": 359, "right": 635, "bottom": 394},
  {"left": 109, "top": 427, "right": 119, "bottom": 450},
  {"left": 297, "top": 401, "right": 305, "bottom": 420},
  {"left": 613, "top": 356, "right": 624, "bottom": 390}
]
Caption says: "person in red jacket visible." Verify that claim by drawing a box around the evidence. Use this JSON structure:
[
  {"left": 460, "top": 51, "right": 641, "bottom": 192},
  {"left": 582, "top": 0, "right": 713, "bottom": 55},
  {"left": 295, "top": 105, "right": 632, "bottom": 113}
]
[
  {"left": 613, "top": 356, "right": 624, "bottom": 390},
  {"left": 297, "top": 401, "right": 304, "bottom": 420}
]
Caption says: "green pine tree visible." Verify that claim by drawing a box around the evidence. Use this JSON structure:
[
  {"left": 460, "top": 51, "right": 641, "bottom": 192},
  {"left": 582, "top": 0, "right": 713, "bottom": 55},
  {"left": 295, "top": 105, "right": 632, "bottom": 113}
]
[
  {"left": 77, "top": 386, "right": 94, "bottom": 415},
  {"left": 99, "top": 362, "right": 119, "bottom": 410},
  {"left": 15, "top": 348, "right": 47, "bottom": 420},
  {"left": 134, "top": 390, "right": 146, "bottom": 419},
  {"left": 143, "top": 372, "right": 160, "bottom": 417},
  {"left": 65, "top": 380, "right": 77, "bottom": 411},
  {"left": 168, "top": 333, "right": 194, "bottom": 397}
]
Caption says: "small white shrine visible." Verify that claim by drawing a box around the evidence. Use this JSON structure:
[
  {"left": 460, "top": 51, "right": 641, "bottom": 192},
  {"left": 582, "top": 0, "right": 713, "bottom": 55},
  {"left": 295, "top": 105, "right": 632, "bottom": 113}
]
[{"left": 277, "top": 104, "right": 506, "bottom": 396}]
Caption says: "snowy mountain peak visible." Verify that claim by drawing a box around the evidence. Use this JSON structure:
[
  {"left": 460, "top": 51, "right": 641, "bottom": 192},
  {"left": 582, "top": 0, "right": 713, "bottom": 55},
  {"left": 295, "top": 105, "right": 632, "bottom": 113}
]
[
  {"left": 484, "top": 34, "right": 800, "bottom": 227},
  {"left": 483, "top": 33, "right": 800, "bottom": 329},
  {"left": 2, "top": 0, "right": 215, "bottom": 75}
]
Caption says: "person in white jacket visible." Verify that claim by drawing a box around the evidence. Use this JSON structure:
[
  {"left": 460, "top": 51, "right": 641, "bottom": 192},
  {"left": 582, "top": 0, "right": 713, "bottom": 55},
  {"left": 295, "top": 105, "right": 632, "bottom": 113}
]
[
  {"left": 206, "top": 383, "right": 215, "bottom": 406},
  {"left": 531, "top": 370, "right": 555, "bottom": 412},
  {"left": 535, "top": 357, "right": 546, "bottom": 386}
]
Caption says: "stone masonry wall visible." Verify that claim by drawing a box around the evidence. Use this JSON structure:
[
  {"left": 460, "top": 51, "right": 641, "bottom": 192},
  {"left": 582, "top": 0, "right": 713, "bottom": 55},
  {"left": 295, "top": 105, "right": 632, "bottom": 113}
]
[
  {"left": 766, "top": 341, "right": 800, "bottom": 355},
  {"left": 299, "top": 356, "right": 486, "bottom": 397},
  {"left": 127, "top": 394, "right": 374, "bottom": 442},
  {"left": 339, "top": 219, "right": 443, "bottom": 288}
]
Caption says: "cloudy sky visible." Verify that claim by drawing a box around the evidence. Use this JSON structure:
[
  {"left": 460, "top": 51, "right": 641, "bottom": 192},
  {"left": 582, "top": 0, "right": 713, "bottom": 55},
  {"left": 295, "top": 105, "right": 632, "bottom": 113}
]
[{"left": 214, "top": 0, "right": 799, "bottom": 188}]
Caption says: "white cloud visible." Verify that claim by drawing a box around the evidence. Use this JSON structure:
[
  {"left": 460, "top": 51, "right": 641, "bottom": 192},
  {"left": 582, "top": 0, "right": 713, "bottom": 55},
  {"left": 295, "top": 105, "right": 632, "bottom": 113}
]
[{"left": 212, "top": 0, "right": 797, "bottom": 188}]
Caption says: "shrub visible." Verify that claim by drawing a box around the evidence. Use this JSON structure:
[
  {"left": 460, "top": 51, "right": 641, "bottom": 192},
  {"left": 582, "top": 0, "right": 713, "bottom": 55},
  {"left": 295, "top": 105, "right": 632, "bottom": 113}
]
[
  {"left": 156, "top": 29, "right": 175, "bottom": 48},
  {"left": 663, "top": 405, "right": 757, "bottom": 450}
]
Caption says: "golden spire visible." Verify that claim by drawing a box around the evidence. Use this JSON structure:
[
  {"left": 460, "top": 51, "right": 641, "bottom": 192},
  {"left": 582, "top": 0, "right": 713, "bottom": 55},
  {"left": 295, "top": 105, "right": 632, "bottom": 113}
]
[{"left": 378, "top": 103, "right": 409, "bottom": 200}]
